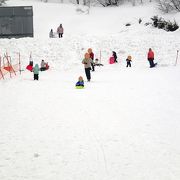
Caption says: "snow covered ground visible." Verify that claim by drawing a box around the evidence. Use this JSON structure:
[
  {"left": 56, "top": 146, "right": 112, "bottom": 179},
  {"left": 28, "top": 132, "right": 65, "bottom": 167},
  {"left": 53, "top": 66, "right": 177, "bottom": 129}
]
[{"left": 0, "top": 0, "right": 180, "bottom": 180}]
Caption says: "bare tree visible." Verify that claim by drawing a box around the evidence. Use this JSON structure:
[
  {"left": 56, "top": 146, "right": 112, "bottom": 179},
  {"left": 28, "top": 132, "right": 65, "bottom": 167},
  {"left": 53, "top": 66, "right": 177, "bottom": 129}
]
[
  {"left": 157, "top": 0, "right": 180, "bottom": 12},
  {"left": 157, "top": 0, "right": 173, "bottom": 12},
  {"left": 171, "top": 0, "right": 180, "bottom": 11},
  {"left": 0, "top": 0, "right": 6, "bottom": 6}
]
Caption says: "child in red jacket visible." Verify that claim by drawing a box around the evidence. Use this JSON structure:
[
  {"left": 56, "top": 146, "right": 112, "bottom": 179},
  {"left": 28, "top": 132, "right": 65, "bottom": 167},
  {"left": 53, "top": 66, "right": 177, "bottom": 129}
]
[{"left": 147, "top": 48, "right": 156, "bottom": 68}]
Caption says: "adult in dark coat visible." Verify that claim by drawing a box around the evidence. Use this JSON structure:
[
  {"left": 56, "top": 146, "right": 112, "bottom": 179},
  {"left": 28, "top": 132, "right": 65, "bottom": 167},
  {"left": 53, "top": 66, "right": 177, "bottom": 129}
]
[
  {"left": 112, "top": 51, "right": 118, "bottom": 63},
  {"left": 88, "top": 48, "right": 95, "bottom": 71}
]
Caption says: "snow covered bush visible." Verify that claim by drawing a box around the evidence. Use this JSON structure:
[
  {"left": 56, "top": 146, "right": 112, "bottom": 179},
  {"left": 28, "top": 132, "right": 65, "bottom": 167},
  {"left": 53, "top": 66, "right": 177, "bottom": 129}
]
[
  {"left": 125, "top": 23, "right": 131, "bottom": 26},
  {"left": 76, "top": 5, "right": 89, "bottom": 14},
  {"left": 96, "top": 0, "right": 121, "bottom": 6},
  {"left": 151, "top": 15, "right": 179, "bottom": 31},
  {"left": 165, "top": 20, "right": 179, "bottom": 31},
  {"left": 139, "top": 18, "right": 142, "bottom": 24}
]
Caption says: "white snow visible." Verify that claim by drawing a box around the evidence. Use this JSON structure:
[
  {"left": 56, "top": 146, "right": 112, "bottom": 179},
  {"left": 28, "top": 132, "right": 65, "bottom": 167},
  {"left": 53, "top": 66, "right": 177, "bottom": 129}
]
[{"left": 0, "top": 0, "right": 180, "bottom": 180}]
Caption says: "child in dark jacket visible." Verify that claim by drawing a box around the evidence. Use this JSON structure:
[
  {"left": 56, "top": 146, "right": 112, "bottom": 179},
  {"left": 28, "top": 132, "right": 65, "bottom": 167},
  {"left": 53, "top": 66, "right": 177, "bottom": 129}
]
[
  {"left": 126, "top": 55, "right": 132, "bottom": 67},
  {"left": 88, "top": 48, "right": 95, "bottom": 71},
  {"left": 112, "top": 51, "right": 118, "bottom": 63},
  {"left": 75, "top": 76, "right": 84, "bottom": 88}
]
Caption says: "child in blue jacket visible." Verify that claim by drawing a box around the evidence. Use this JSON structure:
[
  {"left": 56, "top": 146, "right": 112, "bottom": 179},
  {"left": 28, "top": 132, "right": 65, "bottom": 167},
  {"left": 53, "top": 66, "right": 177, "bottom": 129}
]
[{"left": 76, "top": 76, "right": 84, "bottom": 88}]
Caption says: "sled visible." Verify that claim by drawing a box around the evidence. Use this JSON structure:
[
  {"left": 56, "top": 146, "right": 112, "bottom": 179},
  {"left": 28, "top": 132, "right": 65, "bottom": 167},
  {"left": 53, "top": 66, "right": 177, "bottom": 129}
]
[
  {"left": 109, "top": 57, "right": 115, "bottom": 64},
  {"left": 76, "top": 86, "right": 84, "bottom": 89},
  {"left": 95, "top": 63, "right": 104, "bottom": 66},
  {"left": 26, "top": 65, "right": 33, "bottom": 72}
]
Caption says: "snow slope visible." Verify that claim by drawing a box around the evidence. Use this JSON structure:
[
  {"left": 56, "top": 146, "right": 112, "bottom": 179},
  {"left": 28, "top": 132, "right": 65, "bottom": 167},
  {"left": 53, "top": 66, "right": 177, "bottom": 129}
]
[{"left": 0, "top": 1, "right": 180, "bottom": 180}]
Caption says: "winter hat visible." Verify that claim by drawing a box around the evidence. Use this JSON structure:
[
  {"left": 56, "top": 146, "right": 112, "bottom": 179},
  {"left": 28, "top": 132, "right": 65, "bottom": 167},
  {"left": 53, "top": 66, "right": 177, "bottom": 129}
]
[{"left": 84, "top": 53, "right": 90, "bottom": 59}]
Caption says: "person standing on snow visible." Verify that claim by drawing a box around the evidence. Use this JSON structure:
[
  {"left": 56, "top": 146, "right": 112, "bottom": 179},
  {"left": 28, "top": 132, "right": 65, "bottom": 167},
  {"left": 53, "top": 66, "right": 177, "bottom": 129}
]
[
  {"left": 126, "top": 55, "right": 132, "bottom": 67},
  {"left": 57, "top": 24, "right": 64, "bottom": 38},
  {"left": 147, "top": 48, "right": 156, "bottom": 68},
  {"left": 82, "top": 53, "right": 92, "bottom": 82},
  {"left": 33, "top": 64, "right": 40, "bottom": 80},
  {"left": 49, "top": 29, "right": 54, "bottom": 38},
  {"left": 88, "top": 48, "right": 95, "bottom": 71},
  {"left": 112, "top": 51, "right": 118, "bottom": 63}
]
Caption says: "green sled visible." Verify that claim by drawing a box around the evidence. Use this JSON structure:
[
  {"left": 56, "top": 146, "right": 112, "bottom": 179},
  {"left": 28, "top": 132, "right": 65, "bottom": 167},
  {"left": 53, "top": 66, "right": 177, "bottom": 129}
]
[{"left": 76, "top": 86, "right": 84, "bottom": 89}]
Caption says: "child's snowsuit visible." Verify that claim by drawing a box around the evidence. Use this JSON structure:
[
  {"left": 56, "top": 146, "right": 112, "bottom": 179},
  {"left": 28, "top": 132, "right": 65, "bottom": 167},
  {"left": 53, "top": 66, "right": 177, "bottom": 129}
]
[
  {"left": 126, "top": 55, "right": 132, "bottom": 67},
  {"left": 33, "top": 64, "right": 40, "bottom": 80},
  {"left": 76, "top": 76, "right": 84, "bottom": 88}
]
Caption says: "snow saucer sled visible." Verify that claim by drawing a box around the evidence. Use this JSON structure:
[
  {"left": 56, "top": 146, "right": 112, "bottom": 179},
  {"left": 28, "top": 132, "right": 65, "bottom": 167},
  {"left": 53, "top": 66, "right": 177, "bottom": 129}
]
[{"left": 75, "top": 85, "right": 84, "bottom": 89}]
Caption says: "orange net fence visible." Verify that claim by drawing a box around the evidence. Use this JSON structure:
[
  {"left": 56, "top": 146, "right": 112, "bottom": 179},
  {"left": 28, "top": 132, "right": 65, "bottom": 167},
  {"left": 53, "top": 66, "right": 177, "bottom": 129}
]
[{"left": 0, "top": 54, "right": 21, "bottom": 79}]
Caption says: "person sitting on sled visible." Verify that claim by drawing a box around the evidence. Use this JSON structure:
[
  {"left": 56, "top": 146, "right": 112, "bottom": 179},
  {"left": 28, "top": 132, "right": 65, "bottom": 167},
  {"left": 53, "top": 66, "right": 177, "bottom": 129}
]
[
  {"left": 45, "top": 62, "right": 49, "bottom": 70},
  {"left": 94, "top": 58, "right": 104, "bottom": 66},
  {"left": 40, "top": 60, "right": 46, "bottom": 71},
  {"left": 75, "top": 76, "right": 84, "bottom": 88}
]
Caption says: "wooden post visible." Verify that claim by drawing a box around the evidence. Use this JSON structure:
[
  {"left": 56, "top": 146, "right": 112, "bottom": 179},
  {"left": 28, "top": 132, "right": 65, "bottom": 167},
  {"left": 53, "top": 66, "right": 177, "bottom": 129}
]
[
  {"left": 18, "top": 52, "right": 21, "bottom": 74},
  {"left": 175, "top": 50, "right": 179, "bottom": 66},
  {"left": 0, "top": 56, "right": 4, "bottom": 79}
]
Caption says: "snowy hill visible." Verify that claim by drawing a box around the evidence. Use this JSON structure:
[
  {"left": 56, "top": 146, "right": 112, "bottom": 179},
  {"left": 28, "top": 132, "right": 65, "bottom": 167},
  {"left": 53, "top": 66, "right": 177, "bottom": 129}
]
[
  {"left": 0, "top": 0, "right": 180, "bottom": 69},
  {"left": 0, "top": 1, "right": 180, "bottom": 180}
]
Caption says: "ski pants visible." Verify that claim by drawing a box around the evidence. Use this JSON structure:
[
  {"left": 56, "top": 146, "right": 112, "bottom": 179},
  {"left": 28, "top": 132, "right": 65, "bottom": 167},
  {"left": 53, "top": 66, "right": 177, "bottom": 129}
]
[
  {"left": 85, "top": 68, "right": 91, "bottom": 81},
  {"left": 126, "top": 62, "right": 131, "bottom": 67},
  {"left": 148, "top": 58, "right": 155, "bottom": 68},
  {"left": 34, "top": 74, "right": 39, "bottom": 80},
  {"left": 58, "top": 33, "right": 63, "bottom": 38},
  {"left": 91, "top": 63, "right": 95, "bottom": 71}
]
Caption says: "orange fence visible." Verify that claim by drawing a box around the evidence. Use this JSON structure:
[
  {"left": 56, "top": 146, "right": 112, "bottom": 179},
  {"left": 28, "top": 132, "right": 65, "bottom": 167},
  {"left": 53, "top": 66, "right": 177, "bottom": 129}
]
[{"left": 0, "top": 53, "right": 21, "bottom": 80}]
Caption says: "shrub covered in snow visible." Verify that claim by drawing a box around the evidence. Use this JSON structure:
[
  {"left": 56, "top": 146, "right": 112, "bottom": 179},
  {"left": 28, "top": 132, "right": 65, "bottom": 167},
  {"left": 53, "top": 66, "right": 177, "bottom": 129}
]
[{"left": 151, "top": 15, "right": 179, "bottom": 32}]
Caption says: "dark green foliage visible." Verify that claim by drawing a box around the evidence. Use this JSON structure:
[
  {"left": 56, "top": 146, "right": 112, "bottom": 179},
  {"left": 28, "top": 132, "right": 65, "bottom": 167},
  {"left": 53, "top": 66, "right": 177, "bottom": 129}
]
[
  {"left": 125, "top": 23, "right": 131, "bottom": 26},
  {"left": 151, "top": 15, "right": 179, "bottom": 32},
  {"left": 139, "top": 18, "right": 142, "bottom": 24},
  {"left": 151, "top": 16, "right": 158, "bottom": 27},
  {"left": 166, "top": 20, "right": 179, "bottom": 31},
  {"left": 144, "top": 22, "right": 152, "bottom": 26}
]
